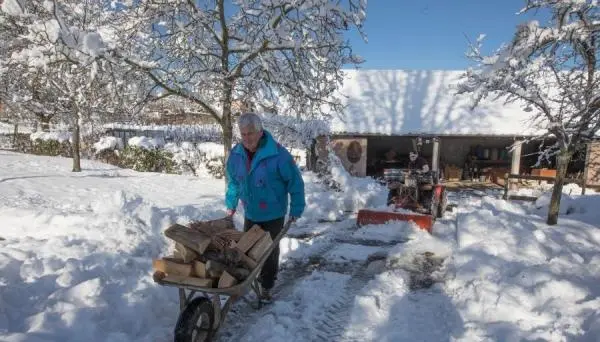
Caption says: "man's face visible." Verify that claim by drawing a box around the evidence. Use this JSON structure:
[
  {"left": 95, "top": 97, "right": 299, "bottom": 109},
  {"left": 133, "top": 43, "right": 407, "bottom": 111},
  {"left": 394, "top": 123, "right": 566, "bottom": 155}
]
[
  {"left": 240, "top": 125, "right": 263, "bottom": 152},
  {"left": 409, "top": 152, "right": 417, "bottom": 162}
]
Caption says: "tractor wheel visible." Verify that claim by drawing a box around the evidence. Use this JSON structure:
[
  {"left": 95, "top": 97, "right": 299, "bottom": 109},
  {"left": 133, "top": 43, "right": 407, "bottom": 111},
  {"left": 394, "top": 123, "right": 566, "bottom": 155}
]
[
  {"left": 174, "top": 297, "right": 215, "bottom": 342},
  {"left": 437, "top": 188, "right": 448, "bottom": 218}
]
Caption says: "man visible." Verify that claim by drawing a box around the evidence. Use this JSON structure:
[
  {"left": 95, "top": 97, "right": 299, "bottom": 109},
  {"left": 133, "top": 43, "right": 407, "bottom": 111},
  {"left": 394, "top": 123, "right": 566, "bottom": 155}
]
[
  {"left": 408, "top": 151, "right": 429, "bottom": 174},
  {"left": 387, "top": 151, "right": 430, "bottom": 205},
  {"left": 225, "top": 112, "right": 305, "bottom": 302}
]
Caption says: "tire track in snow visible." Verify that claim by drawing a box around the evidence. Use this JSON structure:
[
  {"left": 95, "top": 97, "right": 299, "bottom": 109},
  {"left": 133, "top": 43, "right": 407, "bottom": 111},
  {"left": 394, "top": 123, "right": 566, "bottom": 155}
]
[{"left": 216, "top": 217, "right": 359, "bottom": 341}]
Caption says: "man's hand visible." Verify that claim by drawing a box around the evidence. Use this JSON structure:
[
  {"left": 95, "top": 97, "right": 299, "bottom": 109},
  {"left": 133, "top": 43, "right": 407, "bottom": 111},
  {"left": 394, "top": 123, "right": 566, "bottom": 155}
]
[{"left": 226, "top": 209, "right": 235, "bottom": 217}]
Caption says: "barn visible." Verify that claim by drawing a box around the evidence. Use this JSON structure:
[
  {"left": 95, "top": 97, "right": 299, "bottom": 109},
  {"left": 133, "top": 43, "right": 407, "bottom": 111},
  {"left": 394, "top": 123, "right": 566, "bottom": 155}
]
[{"left": 314, "top": 69, "right": 600, "bottom": 187}]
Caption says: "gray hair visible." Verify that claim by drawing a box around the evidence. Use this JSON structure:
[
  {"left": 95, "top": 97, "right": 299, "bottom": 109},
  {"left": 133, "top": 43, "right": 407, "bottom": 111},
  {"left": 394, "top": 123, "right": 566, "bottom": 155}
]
[{"left": 238, "top": 112, "right": 263, "bottom": 131}]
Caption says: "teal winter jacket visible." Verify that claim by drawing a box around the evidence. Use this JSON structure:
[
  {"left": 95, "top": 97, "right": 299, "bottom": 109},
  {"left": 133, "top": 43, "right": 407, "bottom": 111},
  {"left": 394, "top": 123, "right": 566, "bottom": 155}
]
[{"left": 225, "top": 130, "right": 305, "bottom": 222}]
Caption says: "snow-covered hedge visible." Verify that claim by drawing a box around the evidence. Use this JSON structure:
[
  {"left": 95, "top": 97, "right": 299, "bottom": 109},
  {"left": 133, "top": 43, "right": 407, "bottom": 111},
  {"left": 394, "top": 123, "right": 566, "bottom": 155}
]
[{"left": 29, "top": 131, "right": 73, "bottom": 157}]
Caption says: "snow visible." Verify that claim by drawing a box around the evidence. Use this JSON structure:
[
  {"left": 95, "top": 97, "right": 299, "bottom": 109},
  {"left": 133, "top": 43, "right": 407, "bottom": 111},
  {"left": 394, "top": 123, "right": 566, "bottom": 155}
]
[
  {"left": 1, "top": 0, "right": 24, "bottom": 16},
  {"left": 30, "top": 131, "right": 72, "bottom": 144},
  {"left": 1, "top": 151, "right": 600, "bottom": 341},
  {"left": 331, "top": 69, "right": 541, "bottom": 136},
  {"left": 127, "top": 136, "right": 165, "bottom": 149},
  {"left": 93, "top": 136, "right": 123, "bottom": 153}
]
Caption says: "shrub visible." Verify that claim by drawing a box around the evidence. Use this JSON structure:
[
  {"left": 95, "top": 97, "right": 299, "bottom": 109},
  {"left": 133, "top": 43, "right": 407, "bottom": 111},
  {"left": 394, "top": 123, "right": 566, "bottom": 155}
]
[
  {"left": 31, "top": 139, "right": 72, "bottom": 157},
  {"left": 120, "top": 146, "right": 175, "bottom": 173}
]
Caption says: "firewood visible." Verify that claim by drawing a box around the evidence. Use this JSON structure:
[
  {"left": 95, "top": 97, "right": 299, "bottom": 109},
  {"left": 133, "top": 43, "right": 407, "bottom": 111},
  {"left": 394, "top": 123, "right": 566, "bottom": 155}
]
[
  {"left": 193, "top": 261, "right": 207, "bottom": 278},
  {"left": 153, "top": 271, "right": 166, "bottom": 283},
  {"left": 248, "top": 232, "right": 273, "bottom": 262},
  {"left": 153, "top": 258, "right": 193, "bottom": 277},
  {"left": 175, "top": 242, "right": 199, "bottom": 263},
  {"left": 206, "top": 260, "right": 226, "bottom": 278},
  {"left": 234, "top": 225, "right": 266, "bottom": 253},
  {"left": 218, "top": 271, "right": 238, "bottom": 288},
  {"left": 217, "top": 229, "right": 244, "bottom": 242},
  {"left": 163, "top": 274, "right": 214, "bottom": 288},
  {"left": 236, "top": 248, "right": 258, "bottom": 269},
  {"left": 164, "top": 224, "right": 212, "bottom": 254},
  {"left": 229, "top": 267, "right": 250, "bottom": 281}
]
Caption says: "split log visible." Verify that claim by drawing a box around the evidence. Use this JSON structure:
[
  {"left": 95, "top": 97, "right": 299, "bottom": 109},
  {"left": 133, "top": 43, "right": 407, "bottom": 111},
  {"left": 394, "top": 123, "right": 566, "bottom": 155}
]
[
  {"left": 152, "top": 258, "right": 193, "bottom": 277},
  {"left": 218, "top": 271, "right": 238, "bottom": 288},
  {"left": 164, "top": 224, "right": 212, "bottom": 254},
  {"left": 189, "top": 216, "right": 235, "bottom": 235},
  {"left": 175, "top": 242, "right": 199, "bottom": 263},
  {"left": 217, "top": 229, "right": 244, "bottom": 242},
  {"left": 248, "top": 233, "right": 273, "bottom": 262},
  {"left": 234, "top": 225, "right": 266, "bottom": 253},
  {"left": 193, "top": 261, "right": 207, "bottom": 278},
  {"left": 163, "top": 274, "right": 214, "bottom": 288},
  {"left": 235, "top": 248, "right": 258, "bottom": 270}
]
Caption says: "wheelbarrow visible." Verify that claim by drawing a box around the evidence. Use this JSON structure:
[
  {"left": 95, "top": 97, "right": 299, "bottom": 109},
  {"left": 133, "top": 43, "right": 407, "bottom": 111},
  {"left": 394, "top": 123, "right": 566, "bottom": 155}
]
[{"left": 153, "top": 219, "right": 293, "bottom": 342}]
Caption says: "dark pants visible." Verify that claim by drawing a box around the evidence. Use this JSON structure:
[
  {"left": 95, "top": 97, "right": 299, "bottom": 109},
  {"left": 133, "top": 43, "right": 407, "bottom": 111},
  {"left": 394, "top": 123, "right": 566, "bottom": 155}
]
[
  {"left": 387, "top": 189, "right": 398, "bottom": 205},
  {"left": 243, "top": 217, "right": 285, "bottom": 290}
]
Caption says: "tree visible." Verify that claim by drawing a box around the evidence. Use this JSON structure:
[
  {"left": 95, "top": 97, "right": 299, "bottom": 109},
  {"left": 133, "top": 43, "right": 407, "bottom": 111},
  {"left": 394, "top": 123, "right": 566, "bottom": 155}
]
[
  {"left": 0, "top": 0, "right": 147, "bottom": 171},
  {"left": 108, "top": 0, "right": 366, "bottom": 159},
  {"left": 458, "top": 0, "right": 600, "bottom": 225}
]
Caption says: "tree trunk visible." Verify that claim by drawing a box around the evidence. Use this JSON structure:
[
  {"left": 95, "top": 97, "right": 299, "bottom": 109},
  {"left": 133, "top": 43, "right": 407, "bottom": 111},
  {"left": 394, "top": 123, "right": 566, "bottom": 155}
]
[
  {"left": 546, "top": 150, "right": 572, "bottom": 225},
  {"left": 221, "top": 80, "right": 234, "bottom": 164},
  {"left": 72, "top": 115, "right": 81, "bottom": 172}
]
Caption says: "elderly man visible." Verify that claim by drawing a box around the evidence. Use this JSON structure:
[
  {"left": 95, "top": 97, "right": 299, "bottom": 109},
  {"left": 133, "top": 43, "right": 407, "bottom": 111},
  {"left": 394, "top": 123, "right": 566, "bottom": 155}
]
[{"left": 225, "top": 112, "right": 305, "bottom": 302}]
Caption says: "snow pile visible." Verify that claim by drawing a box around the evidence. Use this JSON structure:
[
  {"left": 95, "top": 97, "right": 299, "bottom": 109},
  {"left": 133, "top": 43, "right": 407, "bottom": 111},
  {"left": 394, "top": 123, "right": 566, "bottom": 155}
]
[
  {"left": 533, "top": 182, "right": 596, "bottom": 218},
  {"left": 93, "top": 136, "right": 123, "bottom": 153},
  {"left": 127, "top": 136, "right": 165, "bottom": 150},
  {"left": 328, "top": 152, "right": 386, "bottom": 212},
  {"left": 30, "top": 131, "right": 72, "bottom": 144},
  {"left": 447, "top": 192, "right": 600, "bottom": 341}
]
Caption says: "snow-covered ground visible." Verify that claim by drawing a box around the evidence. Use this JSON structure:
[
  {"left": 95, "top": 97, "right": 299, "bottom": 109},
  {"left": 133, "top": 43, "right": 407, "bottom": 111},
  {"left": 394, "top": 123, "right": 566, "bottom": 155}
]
[{"left": 1, "top": 151, "right": 599, "bottom": 341}]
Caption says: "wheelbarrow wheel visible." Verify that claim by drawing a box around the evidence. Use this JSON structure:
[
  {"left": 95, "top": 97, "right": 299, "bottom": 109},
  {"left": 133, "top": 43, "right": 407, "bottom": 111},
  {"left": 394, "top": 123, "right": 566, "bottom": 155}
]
[{"left": 174, "top": 297, "right": 215, "bottom": 342}]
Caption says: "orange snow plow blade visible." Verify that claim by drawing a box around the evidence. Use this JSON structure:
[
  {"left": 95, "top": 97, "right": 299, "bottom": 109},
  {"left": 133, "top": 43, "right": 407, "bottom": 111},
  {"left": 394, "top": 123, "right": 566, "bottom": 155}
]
[{"left": 356, "top": 209, "right": 433, "bottom": 233}]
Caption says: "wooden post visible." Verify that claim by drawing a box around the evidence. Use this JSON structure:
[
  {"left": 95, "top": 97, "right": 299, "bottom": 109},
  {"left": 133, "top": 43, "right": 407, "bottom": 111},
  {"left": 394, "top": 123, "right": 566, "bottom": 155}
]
[
  {"left": 503, "top": 173, "right": 509, "bottom": 200},
  {"left": 12, "top": 123, "right": 18, "bottom": 147},
  {"left": 510, "top": 141, "right": 523, "bottom": 190},
  {"left": 431, "top": 137, "right": 440, "bottom": 172},
  {"left": 582, "top": 143, "right": 591, "bottom": 195}
]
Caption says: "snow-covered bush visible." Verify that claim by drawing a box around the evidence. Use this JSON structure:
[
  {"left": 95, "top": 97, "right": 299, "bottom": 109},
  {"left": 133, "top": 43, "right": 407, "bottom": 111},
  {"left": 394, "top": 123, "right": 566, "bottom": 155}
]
[
  {"left": 91, "top": 136, "right": 124, "bottom": 166},
  {"left": 30, "top": 131, "right": 72, "bottom": 157},
  {"left": 164, "top": 142, "right": 225, "bottom": 178},
  {"left": 120, "top": 146, "right": 175, "bottom": 173}
]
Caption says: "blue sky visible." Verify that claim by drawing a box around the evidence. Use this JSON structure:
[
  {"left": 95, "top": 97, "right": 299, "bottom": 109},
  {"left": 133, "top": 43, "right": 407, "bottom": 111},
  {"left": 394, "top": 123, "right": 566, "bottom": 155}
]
[{"left": 346, "top": 0, "right": 545, "bottom": 70}]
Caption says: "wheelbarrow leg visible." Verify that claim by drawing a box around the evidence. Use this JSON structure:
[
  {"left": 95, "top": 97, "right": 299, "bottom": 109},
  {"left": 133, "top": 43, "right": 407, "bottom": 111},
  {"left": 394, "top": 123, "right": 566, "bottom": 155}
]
[
  {"left": 178, "top": 288, "right": 186, "bottom": 312},
  {"left": 178, "top": 288, "right": 198, "bottom": 312}
]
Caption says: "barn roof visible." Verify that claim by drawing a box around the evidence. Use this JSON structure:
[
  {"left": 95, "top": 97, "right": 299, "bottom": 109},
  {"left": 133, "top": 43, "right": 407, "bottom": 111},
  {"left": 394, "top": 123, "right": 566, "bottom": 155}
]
[{"left": 330, "top": 69, "right": 542, "bottom": 137}]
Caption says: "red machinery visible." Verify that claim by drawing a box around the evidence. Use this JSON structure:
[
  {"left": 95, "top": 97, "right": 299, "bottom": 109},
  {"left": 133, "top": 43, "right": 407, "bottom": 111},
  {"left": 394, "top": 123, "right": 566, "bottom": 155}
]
[{"left": 356, "top": 137, "right": 448, "bottom": 232}]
